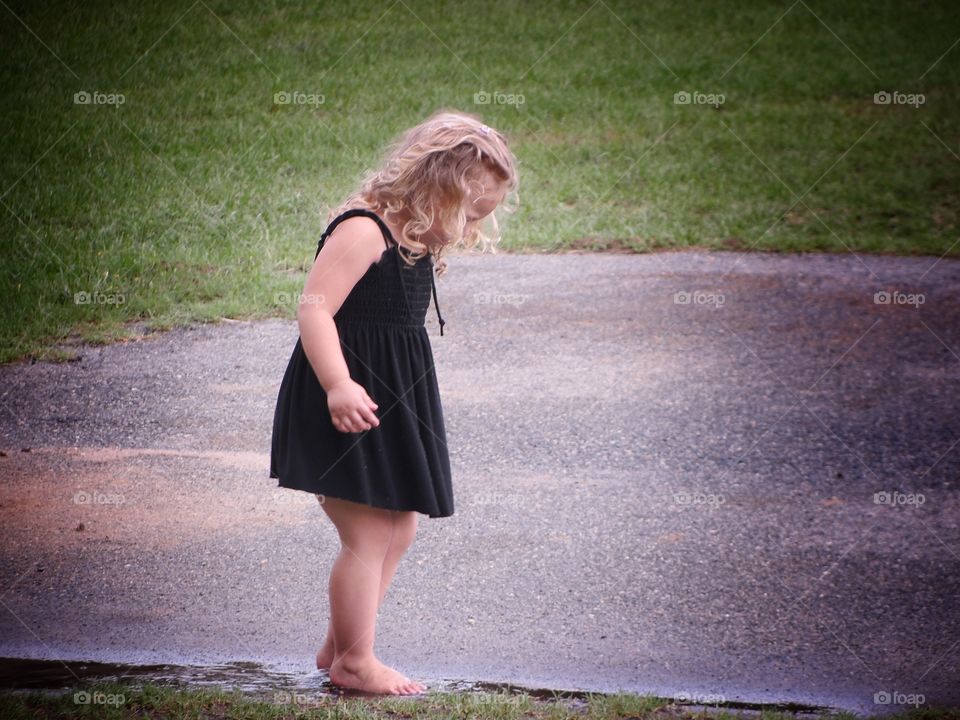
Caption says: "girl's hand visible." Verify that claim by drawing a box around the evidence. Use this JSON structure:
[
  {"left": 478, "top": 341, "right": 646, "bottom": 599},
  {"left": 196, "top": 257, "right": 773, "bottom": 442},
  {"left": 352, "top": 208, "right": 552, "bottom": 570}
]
[{"left": 326, "top": 378, "right": 380, "bottom": 433}]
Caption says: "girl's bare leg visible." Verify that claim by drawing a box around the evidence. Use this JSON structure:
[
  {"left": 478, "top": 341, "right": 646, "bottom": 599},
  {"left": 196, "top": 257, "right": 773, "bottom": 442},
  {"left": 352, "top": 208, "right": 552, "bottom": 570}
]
[
  {"left": 316, "top": 503, "right": 417, "bottom": 669},
  {"left": 315, "top": 495, "right": 423, "bottom": 695}
]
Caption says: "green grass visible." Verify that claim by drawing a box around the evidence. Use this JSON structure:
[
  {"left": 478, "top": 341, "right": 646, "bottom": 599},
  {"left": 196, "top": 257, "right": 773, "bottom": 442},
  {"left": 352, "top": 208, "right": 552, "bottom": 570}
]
[
  {"left": 2, "top": 0, "right": 958, "bottom": 363},
  {"left": 3, "top": 682, "right": 956, "bottom": 720}
]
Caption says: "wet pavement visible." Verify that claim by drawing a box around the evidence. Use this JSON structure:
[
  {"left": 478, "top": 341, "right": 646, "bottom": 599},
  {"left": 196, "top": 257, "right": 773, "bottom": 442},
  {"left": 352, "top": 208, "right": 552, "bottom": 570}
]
[
  {"left": 1, "top": 248, "right": 958, "bottom": 716},
  {"left": 0, "top": 656, "right": 837, "bottom": 716}
]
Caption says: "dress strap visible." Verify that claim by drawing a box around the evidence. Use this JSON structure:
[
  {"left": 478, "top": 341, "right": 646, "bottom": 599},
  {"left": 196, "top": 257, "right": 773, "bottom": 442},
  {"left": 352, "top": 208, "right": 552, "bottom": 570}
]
[
  {"left": 430, "top": 269, "right": 446, "bottom": 336},
  {"left": 393, "top": 243, "right": 447, "bottom": 337},
  {"left": 315, "top": 208, "right": 395, "bottom": 259},
  {"left": 319, "top": 206, "right": 447, "bottom": 337}
]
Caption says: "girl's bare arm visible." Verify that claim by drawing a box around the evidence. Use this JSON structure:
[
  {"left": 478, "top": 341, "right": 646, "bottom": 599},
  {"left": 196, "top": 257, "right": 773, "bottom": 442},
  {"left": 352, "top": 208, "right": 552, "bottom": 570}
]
[{"left": 297, "top": 217, "right": 389, "bottom": 432}]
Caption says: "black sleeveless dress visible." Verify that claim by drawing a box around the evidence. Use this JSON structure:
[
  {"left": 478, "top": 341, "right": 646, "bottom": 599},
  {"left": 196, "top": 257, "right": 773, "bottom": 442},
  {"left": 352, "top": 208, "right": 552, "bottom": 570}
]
[{"left": 269, "top": 208, "right": 454, "bottom": 518}]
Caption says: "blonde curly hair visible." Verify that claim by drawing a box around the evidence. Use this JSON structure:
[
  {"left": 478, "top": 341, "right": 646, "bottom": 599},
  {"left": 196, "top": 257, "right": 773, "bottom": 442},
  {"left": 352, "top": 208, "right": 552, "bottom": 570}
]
[{"left": 328, "top": 108, "right": 519, "bottom": 276}]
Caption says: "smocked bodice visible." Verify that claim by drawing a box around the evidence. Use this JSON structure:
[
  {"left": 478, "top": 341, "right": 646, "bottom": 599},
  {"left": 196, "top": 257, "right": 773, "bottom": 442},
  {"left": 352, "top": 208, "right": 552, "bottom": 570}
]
[
  {"left": 335, "top": 247, "right": 435, "bottom": 328},
  {"left": 314, "top": 208, "right": 446, "bottom": 334}
]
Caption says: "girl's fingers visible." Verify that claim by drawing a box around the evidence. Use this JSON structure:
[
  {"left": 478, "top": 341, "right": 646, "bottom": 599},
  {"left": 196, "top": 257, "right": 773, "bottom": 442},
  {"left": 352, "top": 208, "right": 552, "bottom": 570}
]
[
  {"left": 332, "top": 403, "right": 378, "bottom": 432},
  {"left": 334, "top": 413, "right": 354, "bottom": 433},
  {"left": 348, "top": 410, "right": 369, "bottom": 430},
  {"left": 360, "top": 406, "right": 380, "bottom": 427}
]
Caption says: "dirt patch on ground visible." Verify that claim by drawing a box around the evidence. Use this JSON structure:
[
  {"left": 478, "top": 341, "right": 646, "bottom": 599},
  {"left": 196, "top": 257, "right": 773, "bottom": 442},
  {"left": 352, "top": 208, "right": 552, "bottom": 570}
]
[{"left": 0, "top": 447, "right": 308, "bottom": 553}]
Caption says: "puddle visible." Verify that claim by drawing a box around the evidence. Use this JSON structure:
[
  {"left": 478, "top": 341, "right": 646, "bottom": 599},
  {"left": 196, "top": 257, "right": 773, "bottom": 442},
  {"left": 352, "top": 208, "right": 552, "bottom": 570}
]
[
  {"left": 0, "top": 657, "right": 839, "bottom": 716},
  {"left": 0, "top": 657, "right": 318, "bottom": 696}
]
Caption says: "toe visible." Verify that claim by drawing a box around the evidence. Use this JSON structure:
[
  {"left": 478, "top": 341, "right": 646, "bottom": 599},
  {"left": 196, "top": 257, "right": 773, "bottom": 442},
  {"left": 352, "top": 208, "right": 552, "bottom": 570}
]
[{"left": 393, "top": 679, "right": 411, "bottom": 695}]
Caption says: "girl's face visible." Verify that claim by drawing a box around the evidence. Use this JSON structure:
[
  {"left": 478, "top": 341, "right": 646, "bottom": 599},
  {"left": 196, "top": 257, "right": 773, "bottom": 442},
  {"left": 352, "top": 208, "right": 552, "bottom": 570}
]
[{"left": 422, "top": 168, "right": 507, "bottom": 247}]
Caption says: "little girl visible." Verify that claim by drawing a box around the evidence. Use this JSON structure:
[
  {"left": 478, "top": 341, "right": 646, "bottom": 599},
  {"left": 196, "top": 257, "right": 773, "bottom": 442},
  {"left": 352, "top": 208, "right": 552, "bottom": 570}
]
[{"left": 270, "top": 109, "right": 519, "bottom": 695}]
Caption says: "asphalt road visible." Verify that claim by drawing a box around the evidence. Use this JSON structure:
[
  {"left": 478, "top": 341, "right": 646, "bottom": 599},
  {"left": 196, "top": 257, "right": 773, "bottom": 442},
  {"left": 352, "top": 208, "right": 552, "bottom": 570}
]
[{"left": 1, "top": 248, "right": 958, "bottom": 715}]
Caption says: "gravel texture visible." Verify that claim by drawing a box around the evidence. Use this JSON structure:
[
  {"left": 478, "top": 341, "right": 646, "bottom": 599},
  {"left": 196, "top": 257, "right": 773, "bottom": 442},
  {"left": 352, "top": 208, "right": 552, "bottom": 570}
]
[{"left": 1, "top": 248, "right": 958, "bottom": 715}]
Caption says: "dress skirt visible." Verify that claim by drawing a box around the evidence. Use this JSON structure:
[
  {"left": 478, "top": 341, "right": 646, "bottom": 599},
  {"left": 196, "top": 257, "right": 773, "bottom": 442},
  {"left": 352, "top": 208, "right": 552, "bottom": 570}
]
[{"left": 270, "top": 320, "right": 454, "bottom": 519}]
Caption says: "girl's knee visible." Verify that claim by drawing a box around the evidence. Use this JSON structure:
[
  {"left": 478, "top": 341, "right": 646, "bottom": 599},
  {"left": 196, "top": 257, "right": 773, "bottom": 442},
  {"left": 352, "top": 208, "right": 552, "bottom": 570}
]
[
  {"left": 320, "top": 497, "right": 417, "bottom": 553},
  {"left": 392, "top": 511, "right": 418, "bottom": 551},
  {"left": 337, "top": 511, "right": 395, "bottom": 551}
]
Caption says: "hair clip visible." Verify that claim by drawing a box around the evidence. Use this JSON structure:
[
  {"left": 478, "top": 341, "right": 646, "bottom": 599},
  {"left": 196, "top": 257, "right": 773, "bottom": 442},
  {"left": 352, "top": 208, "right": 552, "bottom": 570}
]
[{"left": 479, "top": 124, "right": 491, "bottom": 135}]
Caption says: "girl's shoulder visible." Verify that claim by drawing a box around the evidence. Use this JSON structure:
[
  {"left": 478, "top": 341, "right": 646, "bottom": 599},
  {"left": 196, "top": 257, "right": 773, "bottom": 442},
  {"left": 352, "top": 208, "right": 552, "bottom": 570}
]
[
  {"left": 325, "top": 207, "right": 393, "bottom": 241},
  {"left": 317, "top": 213, "right": 396, "bottom": 274},
  {"left": 321, "top": 207, "right": 396, "bottom": 249}
]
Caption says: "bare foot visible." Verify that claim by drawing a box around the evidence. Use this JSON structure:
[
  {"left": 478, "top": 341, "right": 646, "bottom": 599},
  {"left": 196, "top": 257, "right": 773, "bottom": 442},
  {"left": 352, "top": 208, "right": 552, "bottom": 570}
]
[
  {"left": 329, "top": 655, "right": 426, "bottom": 695},
  {"left": 316, "top": 639, "right": 335, "bottom": 670}
]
